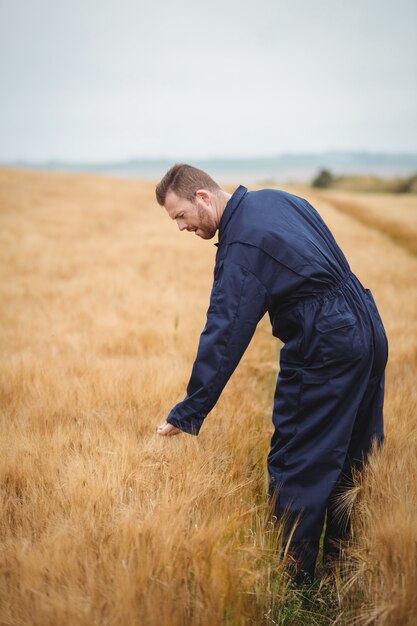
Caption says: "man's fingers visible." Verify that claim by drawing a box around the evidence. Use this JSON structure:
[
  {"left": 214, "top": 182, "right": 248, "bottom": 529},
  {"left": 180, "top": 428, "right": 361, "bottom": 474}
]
[{"left": 156, "top": 423, "right": 182, "bottom": 436}]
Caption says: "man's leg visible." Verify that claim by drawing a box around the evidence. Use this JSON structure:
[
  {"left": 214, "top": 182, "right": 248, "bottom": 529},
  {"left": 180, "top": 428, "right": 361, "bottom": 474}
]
[
  {"left": 323, "top": 371, "right": 385, "bottom": 569},
  {"left": 268, "top": 358, "right": 372, "bottom": 585}
]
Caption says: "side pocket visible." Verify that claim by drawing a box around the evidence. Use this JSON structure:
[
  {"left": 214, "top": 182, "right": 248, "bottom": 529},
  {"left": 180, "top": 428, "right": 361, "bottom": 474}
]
[
  {"left": 315, "top": 311, "right": 363, "bottom": 364},
  {"left": 364, "top": 288, "right": 389, "bottom": 357},
  {"left": 315, "top": 312, "right": 357, "bottom": 333},
  {"left": 364, "top": 288, "right": 382, "bottom": 323}
]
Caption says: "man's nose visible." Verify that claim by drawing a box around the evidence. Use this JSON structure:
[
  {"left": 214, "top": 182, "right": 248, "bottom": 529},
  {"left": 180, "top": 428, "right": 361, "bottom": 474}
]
[{"left": 178, "top": 221, "right": 188, "bottom": 231}]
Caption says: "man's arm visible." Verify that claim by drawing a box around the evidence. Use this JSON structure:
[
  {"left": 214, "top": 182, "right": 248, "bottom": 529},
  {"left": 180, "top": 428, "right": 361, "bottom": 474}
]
[{"left": 158, "top": 253, "right": 270, "bottom": 436}]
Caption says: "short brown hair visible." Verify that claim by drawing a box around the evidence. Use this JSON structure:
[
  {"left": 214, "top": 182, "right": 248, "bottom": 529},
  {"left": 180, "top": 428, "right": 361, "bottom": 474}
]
[{"left": 155, "top": 163, "right": 222, "bottom": 206}]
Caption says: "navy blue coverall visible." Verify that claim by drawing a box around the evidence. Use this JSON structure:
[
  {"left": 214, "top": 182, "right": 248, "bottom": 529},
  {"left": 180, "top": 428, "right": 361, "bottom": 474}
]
[{"left": 166, "top": 185, "right": 388, "bottom": 581}]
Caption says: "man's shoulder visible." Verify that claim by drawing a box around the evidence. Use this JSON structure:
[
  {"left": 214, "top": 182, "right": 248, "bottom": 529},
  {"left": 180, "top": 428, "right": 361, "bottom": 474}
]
[
  {"left": 223, "top": 187, "right": 314, "bottom": 267},
  {"left": 245, "top": 187, "right": 307, "bottom": 204},
  {"left": 228, "top": 187, "right": 306, "bottom": 242}
]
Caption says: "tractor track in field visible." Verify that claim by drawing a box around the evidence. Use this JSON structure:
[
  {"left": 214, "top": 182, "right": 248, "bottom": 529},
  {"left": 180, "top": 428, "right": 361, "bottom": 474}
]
[{"left": 311, "top": 191, "right": 417, "bottom": 257}]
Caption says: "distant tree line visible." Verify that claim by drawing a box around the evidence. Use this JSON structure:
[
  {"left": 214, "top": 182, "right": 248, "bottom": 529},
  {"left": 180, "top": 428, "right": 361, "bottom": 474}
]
[
  {"left": 311, "top": 168, "right": 417, "bottom": 193},
  {"left": 312, "top": 169, "right": 335, "bottom": 188}
]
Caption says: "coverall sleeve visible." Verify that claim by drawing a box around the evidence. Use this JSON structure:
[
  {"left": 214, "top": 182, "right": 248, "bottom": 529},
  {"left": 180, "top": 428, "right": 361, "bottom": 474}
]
[{"left": 166, "top": 257, "right": 271, "bottom": 435}]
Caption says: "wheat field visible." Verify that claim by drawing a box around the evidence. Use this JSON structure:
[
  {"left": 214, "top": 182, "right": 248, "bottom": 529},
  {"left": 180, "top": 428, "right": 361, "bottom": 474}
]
[{"left": 0, "top": 168, "right": 416, "bottom": 625}]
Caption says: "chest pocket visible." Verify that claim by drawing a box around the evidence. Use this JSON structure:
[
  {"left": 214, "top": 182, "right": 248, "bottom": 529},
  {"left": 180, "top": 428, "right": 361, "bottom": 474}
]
[
  {"left": 208, "top": 259, "right": 224, "bottom": 312},
  {"left": 315, "top": 311, "right": 364, "bottom": 365},
  {"left": 213, "top": 259, "right": 224, "bottom": 284}
]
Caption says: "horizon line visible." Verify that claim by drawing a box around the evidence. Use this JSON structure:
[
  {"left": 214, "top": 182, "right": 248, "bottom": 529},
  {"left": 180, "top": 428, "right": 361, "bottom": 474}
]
[{"left": 2, "top": 149, "right": 417, "bottom": 167}]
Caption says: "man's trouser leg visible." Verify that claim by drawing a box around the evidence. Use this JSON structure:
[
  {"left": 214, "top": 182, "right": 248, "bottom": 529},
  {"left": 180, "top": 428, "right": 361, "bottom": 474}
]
[
  {"left": 323, "top": 370, "right": 385, "bottom": 569},
  {"left": 268, "top": 358, "right": 373, "bottom": 584}
]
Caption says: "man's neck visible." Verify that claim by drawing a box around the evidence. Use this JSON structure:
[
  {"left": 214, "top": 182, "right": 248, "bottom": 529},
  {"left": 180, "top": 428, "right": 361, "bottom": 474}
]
[{"left": 214, "top": 190, "right": 232, "bottom": 227}]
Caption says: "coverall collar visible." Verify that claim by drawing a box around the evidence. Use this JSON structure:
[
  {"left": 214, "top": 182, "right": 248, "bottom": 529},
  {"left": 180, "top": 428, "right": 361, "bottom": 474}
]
[{"left": 214, "top": 185, "right": 248, "bottom": 247}]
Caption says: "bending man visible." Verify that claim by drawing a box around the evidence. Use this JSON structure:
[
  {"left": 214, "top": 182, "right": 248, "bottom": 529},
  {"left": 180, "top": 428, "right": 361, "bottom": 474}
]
[{"left": 155, "top": 163, "right": 388, "bottom": 585}]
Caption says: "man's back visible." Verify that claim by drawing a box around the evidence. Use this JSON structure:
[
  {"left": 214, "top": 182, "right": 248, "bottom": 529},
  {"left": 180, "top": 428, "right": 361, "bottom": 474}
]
[
  {"left": 213, "top": 185, "right": 376, "bottom": 353},
  {"left": 216, "top": 186, "right": 353, "bottom": 307}
]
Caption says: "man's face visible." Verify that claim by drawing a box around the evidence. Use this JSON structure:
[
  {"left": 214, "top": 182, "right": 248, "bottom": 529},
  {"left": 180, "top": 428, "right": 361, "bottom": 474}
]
[{"left": 164, "top": 190, "right": 218, "bottom": 240}]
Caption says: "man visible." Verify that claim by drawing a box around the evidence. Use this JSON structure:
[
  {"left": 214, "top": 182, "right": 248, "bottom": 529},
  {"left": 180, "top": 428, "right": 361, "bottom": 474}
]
[{"left": 154, "top": 163, "right": 388, "bottom": 585}]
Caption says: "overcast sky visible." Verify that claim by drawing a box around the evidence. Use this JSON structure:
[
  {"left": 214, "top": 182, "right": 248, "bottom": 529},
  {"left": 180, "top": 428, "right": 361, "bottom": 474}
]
[{"left": 1, "top": 0, "right": 416, "bottom": 162}]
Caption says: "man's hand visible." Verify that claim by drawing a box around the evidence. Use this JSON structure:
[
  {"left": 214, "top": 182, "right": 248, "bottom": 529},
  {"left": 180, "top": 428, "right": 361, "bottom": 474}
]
[{"left": 156, "top": 422, "right": 182, "bottom": 436}]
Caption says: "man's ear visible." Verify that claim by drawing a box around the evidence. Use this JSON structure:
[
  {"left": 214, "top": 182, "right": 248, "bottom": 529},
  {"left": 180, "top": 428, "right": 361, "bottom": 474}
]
[{"left": 195, "top": 189, "right": 210, "bottom": 204}]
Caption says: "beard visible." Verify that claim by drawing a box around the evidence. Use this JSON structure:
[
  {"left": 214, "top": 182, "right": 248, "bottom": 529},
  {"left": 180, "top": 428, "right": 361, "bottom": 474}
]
[{"left": 196, "top": 203, "right": 217, "bottom": 239}]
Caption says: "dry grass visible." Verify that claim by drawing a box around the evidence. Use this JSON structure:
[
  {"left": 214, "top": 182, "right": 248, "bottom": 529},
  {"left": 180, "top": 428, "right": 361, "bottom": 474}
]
[
  {"left": 0, "top": 169, "right": 288, "bottom": 626},
  {"left": 300, "top": 187, "right": 417, "bottom": 256},
  {"left": 0, "top": 169, "right": 416, "bottom": 625},
  {"left": 315, "top": 174, "right": 417, "bottom": 195}
]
